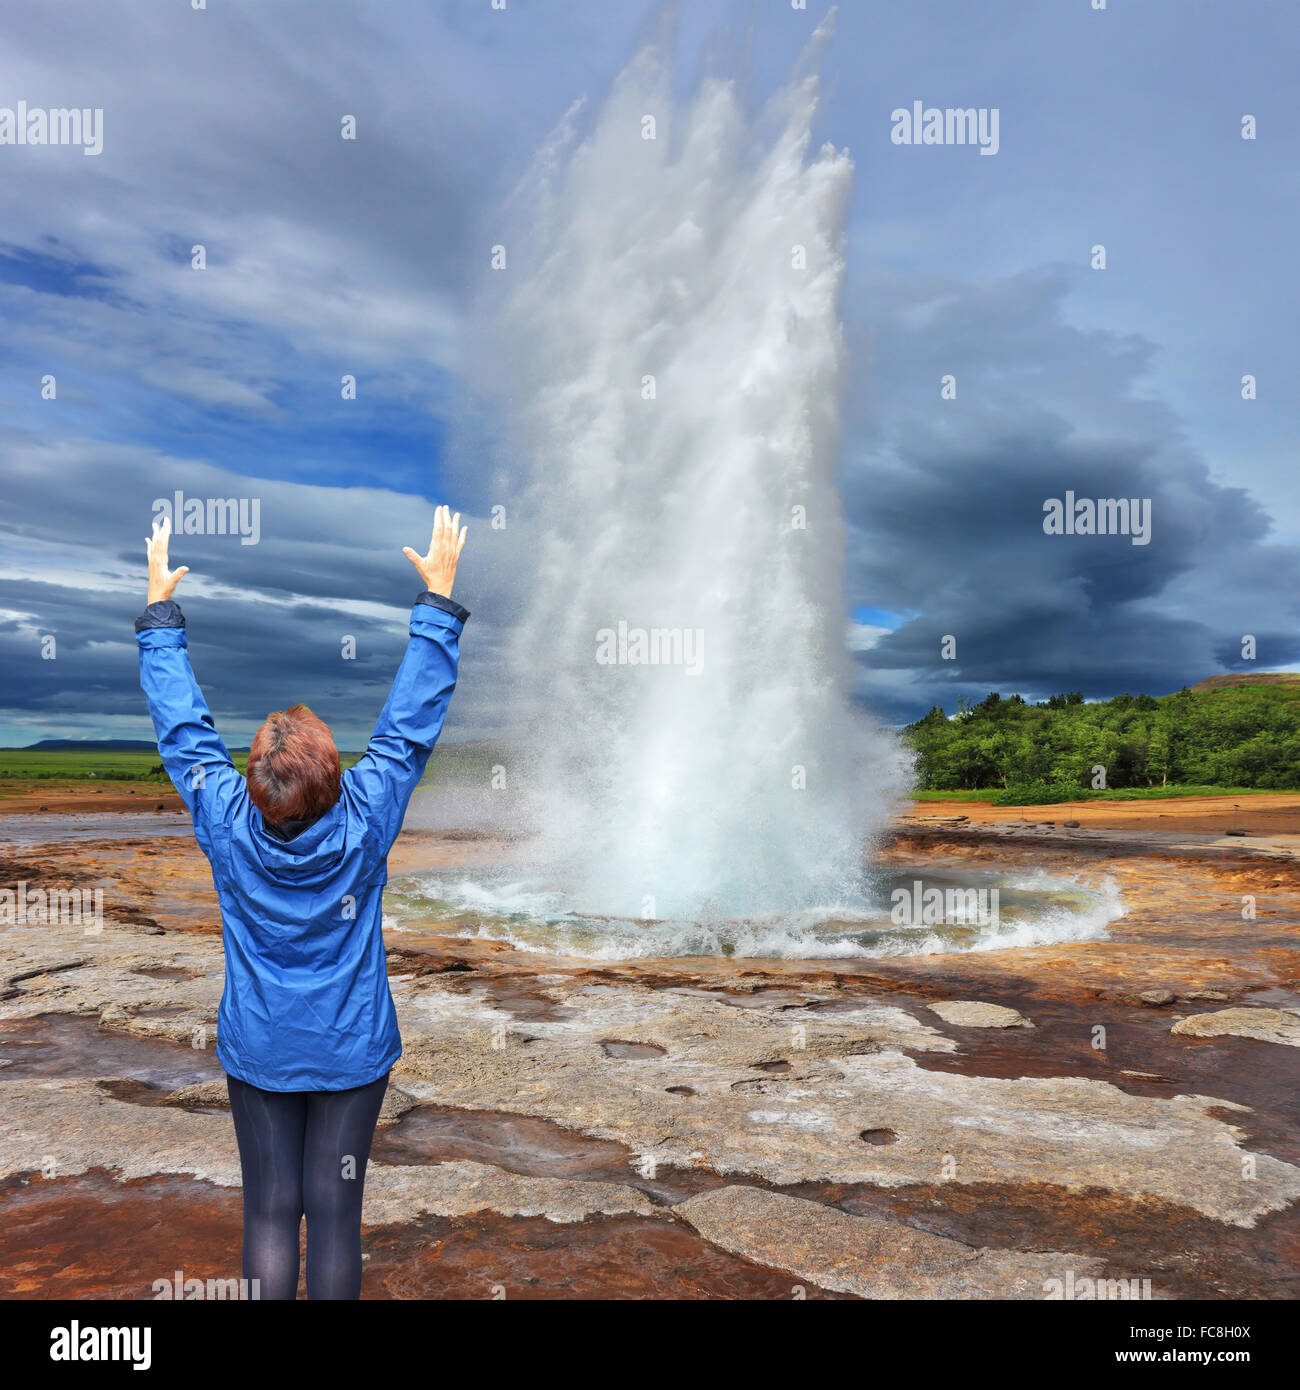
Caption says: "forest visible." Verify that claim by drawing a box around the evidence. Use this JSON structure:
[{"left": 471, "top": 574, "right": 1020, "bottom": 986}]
[{"left": 903, "top": 682, "right": 1300, "bottom": 800}]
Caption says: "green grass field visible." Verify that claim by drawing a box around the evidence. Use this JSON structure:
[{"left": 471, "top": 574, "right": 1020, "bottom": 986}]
[
  {"left": 0, "top": 741, "right": 506, "bottom": 796},
  {"left": 5, "top": 747, "right": 1288, "bottom": 805}
]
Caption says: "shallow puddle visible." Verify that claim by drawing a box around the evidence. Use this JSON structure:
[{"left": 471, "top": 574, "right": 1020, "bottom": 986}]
[
  {"left": 0, "top": 814, "right": 192, "bottom": 848},
  {"left": 0, "top": 1013, "right": 222, "bottom": 1088},
  {"left": 372, "top": 1103, "right": 718, "bottom": 1203}
]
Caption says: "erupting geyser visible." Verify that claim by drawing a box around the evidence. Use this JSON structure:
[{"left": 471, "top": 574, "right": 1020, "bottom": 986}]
[{"left": 476, "top": 15, "right": 911, "bottom": 925}]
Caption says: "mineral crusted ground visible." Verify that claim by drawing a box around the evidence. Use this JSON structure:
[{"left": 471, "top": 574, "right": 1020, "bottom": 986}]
[{"left": 1, "top": 801, "right": 1298, "bottom": 1300}]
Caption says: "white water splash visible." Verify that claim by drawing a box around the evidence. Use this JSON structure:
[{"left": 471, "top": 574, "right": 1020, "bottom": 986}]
[
  {"left": 468, "top": 13, "right": 911, "bottom": 925},
  {"left": 387, "top": 869, "right": 1125, "bottom": 961}
]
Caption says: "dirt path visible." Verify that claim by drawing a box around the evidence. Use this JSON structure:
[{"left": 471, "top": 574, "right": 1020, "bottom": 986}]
[{"left": 911, "top": 793, "right": 1300, "bottom": 835}]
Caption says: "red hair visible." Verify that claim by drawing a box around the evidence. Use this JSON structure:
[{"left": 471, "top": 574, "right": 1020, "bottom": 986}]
[{"left": 246, "top": 704, "right": 340, "bottom": 825}]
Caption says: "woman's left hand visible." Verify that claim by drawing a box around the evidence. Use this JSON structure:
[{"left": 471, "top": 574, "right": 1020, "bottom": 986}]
[{"left": 146, "top": 515, "right": 189, "bottom": 605}]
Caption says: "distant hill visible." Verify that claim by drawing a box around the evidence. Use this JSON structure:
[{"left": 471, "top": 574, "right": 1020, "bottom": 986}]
[
  {"left": 19, "top": 739, "right": 159, "bottom": 751},
  {"left": 1189, "top": 673, "right": 1300, "bottom": 694}
]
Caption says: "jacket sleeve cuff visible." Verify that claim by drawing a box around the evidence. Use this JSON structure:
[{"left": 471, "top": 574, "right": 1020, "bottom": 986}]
[
  {"left": 414, "top": 590, "right": 470, "bottom": 624},
  {"left": 134, "top": 599, "right": 186, "bottom": 633}
]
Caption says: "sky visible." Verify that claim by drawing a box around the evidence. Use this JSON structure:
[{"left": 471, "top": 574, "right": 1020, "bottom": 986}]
[{"left": 1, "top": 0, "right": 1297, "bottom": 744}]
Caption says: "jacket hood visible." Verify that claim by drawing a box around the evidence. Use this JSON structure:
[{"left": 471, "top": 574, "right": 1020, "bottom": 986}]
[{"left": 247, "top": 802, "right": 350, "bottom": 883}]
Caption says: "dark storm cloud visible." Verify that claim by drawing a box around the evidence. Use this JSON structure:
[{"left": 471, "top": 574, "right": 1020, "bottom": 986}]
[
  {"left": 0, "top": 434, "right": 530, "bottom": 745},
  {"left": 841, "top": 270, "right": 1300, "bottom": 722},
  {"left": 1, "top": 1, "right": 1297, "bottom": 740}
]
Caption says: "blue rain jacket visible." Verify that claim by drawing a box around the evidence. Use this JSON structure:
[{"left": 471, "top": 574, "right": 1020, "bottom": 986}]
[{"left": 136, "top": 591, "right": 468, "bottom": 1091}]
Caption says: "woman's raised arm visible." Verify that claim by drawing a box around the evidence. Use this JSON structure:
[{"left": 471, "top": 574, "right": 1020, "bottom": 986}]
[
  {"left": 343, "top": 506, "right": 470, "bottom": 854},
  {"left": 135, "top": 516, "right": 240, "bottom": 837}
]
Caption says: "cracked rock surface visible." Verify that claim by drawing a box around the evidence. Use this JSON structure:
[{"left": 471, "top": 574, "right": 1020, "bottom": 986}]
[{"left": 3, "top": 820, "right": 1299, "bottom": 1298}]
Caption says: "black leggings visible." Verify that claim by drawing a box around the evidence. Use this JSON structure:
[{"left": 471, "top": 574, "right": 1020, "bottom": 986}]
[{"left": 226, "top": 1070, "right": 389, "bottom": 1300}]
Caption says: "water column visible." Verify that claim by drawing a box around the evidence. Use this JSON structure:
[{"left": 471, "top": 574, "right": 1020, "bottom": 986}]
[{"left": 482, "top": 17, "right": 906, "bottom": 924}]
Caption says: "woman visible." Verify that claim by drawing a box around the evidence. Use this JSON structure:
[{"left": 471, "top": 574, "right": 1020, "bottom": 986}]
[{"left": 136, "top": 506, "right": 469, "bottom": 1299}]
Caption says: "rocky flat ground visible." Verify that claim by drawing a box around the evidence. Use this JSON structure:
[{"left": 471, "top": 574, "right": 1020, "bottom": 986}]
[{"left": 1, "top": 807, "right": 1298, "bottom": 1300}]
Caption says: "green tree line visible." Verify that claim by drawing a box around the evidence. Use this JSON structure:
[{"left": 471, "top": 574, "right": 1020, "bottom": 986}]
[{"left": 904, "top": 684, "right": 1300, "bottom": 795}]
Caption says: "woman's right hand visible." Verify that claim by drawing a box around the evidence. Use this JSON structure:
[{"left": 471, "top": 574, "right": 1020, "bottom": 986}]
[
  {"left": 145, "top": 514, "right": 189, "bottom": 605},
  {"left": 403, "top": 505, "right": 468, "bottom": 598}
]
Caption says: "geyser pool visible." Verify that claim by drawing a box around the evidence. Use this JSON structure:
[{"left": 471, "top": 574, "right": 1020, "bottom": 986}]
[{"left": 385, "top": 866, "right": 1126, "bottom": 961}]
